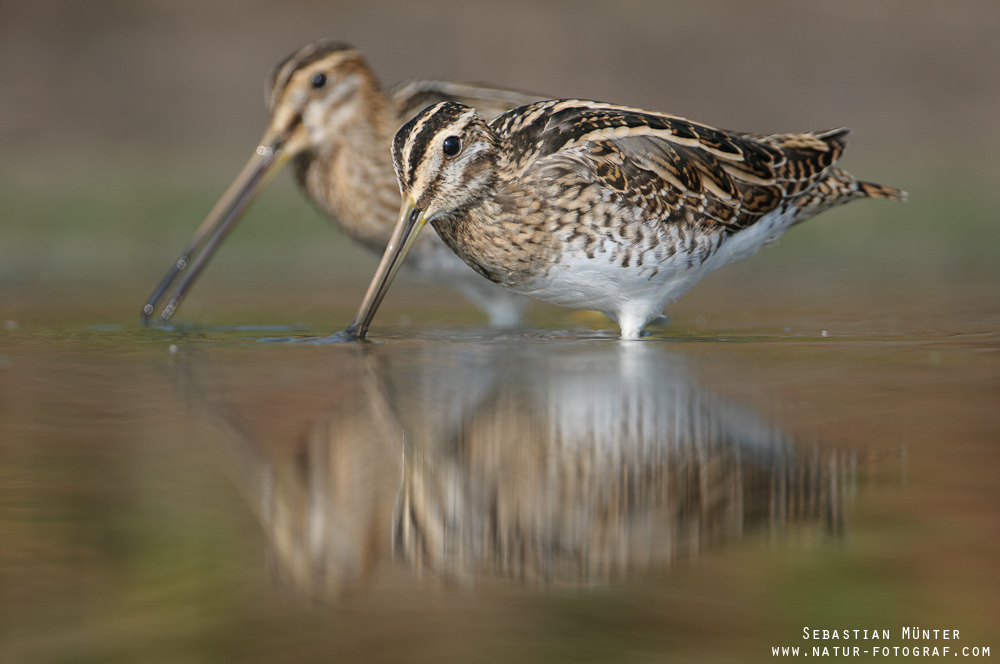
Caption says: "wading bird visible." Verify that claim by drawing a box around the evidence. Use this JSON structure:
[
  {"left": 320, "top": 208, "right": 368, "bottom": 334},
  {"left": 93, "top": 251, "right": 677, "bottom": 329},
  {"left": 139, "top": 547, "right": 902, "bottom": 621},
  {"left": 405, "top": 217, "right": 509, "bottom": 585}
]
[
  {"left": 142, "top": 39, "right": 541, "bottom": 326},
  {"left": 347, "top": 100, "right": 905, "bottom": 339}
]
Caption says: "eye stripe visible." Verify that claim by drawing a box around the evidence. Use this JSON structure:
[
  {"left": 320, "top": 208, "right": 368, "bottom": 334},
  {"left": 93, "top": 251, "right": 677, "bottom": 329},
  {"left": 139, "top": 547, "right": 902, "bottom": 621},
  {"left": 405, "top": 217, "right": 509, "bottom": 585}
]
[
  {"left": 398, "top": 103, "right": 475, "bottom": 188},
  {"left": 266, "top": 39, "right": 353, "bottom": 110}
]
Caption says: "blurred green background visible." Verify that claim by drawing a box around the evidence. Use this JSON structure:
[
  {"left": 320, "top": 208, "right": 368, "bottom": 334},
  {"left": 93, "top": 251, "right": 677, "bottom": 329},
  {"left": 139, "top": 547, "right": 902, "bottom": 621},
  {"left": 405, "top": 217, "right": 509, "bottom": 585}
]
[{"left": 2, "top": 0, "right": 997, "bottom": 333}]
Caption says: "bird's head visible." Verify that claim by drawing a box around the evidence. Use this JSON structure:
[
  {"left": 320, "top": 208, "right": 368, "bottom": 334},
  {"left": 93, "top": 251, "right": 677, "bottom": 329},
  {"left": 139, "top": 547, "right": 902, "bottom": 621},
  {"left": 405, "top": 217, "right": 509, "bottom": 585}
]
[
  {"left": 141, "top": 39, "right": 384, "bottom": 324},
  {"left": 264, "top": 39, "right": 383, "bottom": 157},
  {"left": 344, "top": 102, "right": 499, "bottom": 339},
  {"left": 391, "top": 101, "right": 500, "bottom": 221}
]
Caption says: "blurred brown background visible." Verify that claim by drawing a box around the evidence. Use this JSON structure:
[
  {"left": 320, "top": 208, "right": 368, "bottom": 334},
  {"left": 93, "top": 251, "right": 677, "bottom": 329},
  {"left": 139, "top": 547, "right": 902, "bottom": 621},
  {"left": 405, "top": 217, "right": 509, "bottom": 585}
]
[
  {"left": 1, "top": 0, "right": 997, "bottom": 331},
  {"left": 1, "top": 5, "right": 999, "bottom": 661}
]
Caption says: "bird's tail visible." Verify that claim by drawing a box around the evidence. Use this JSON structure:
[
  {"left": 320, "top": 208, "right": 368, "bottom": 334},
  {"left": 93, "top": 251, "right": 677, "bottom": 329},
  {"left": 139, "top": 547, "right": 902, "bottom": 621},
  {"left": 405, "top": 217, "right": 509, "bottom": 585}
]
[
  {"left": 789, "top": 168, "right": 906, "bottom": 226},
  {"left": 856, "top": 179, "right": 908, "bottom": 202},
  {"left": 824, "top": 167, "right": 907, "bottom": 203}
]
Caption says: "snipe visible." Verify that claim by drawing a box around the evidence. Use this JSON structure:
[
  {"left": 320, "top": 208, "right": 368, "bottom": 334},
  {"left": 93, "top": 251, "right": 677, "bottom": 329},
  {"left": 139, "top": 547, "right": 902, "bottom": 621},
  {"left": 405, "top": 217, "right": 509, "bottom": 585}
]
[
  {"left": 347, "top": 100, "right": 905, "bottom": 339},
  {"left": 142, "top": 39, "right": 541, "bottom": 326}
]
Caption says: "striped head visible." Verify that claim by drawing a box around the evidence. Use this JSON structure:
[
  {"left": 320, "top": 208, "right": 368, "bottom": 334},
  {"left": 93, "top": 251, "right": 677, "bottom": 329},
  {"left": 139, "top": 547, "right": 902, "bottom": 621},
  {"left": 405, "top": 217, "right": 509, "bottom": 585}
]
[
  {"left": 141, "top": 39, "right": 387, "bottom": 324},
  {"left": 391, "top": 101, "right": 499, "bottom": 221},
  {"left": 264, "top": 39, "right": 384, "bottom": 156},
  {"left": 344, "top": 102, "right": 500, "bottom": 339}
]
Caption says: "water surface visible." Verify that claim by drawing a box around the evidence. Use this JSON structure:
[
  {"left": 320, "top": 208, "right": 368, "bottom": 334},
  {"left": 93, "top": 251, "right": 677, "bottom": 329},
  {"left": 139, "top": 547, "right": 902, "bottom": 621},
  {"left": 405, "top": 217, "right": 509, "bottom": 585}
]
[{"left": 1, "top": 327, "right": 996, "bottom": 662}]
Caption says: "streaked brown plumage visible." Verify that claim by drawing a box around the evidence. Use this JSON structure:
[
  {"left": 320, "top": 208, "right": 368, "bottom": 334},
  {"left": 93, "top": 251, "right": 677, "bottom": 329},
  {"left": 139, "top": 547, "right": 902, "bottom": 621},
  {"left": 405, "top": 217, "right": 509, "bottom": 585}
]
[
  {"left": 347, "top": 100, "right": 905, "bottom": 339},
  {"left": 142, "top": 39, "right": 541, "bottom": 325}
]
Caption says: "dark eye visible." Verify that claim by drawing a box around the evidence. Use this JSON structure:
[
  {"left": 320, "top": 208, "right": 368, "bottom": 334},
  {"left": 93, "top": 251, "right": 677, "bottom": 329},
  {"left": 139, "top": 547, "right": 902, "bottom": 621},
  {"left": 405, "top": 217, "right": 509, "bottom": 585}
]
[
  {"left": 442, "top": 136, "right": 461, "bottom": 156},
  {"left": 311, "top": 73, "right": 326, "bottom": 88}
]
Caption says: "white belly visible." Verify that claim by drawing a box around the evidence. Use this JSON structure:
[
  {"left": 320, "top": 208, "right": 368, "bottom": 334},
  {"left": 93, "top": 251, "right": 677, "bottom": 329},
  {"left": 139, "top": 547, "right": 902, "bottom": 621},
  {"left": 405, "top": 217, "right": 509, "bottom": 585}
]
[{"left": 511, "top": 208, "right": 798, "bottom": 337}]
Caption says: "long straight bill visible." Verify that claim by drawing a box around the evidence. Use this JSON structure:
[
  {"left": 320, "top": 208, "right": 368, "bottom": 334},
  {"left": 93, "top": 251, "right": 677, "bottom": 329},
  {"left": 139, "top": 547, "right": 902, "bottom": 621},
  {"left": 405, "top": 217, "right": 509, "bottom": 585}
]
[
  {"left": 345, "top": 195, "right": 428, "bottom": 339},
  {"left": 140, "top": 136, "right": 287, "bottom": 324}
]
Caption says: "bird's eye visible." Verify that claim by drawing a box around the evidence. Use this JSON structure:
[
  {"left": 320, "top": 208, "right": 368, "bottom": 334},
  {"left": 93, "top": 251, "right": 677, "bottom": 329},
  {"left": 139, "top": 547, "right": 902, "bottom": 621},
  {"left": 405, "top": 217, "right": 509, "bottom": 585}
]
[
  {"left": 442, "top": 136, "right": 461, "bottom": 156},
  {"left": 311, "top": 73, "right": 327, "bottom": 88}
]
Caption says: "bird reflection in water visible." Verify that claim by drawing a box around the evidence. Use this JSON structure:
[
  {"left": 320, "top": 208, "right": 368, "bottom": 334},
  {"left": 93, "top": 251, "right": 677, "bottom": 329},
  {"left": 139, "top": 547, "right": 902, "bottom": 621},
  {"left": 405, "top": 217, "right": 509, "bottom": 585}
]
[{"left": 171, "top": 341, "right": 854, "bottom": 596}]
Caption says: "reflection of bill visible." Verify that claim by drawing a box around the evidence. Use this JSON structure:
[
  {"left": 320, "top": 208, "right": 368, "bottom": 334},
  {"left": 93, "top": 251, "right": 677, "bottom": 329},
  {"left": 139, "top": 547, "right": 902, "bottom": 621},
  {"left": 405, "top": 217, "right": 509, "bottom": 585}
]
[{"left": 173, "top": 340, "right": 856, "bottom": 596}]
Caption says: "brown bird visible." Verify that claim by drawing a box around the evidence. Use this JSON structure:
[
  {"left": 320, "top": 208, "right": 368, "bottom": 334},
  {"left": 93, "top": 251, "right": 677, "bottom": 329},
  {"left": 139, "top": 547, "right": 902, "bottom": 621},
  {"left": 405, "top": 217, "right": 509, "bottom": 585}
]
[
  {"left": 346, "top": 100, "right": 905, "bottom": 339},
  {"left": 142, "top": 39, "right": 541, "bottom": 325}
]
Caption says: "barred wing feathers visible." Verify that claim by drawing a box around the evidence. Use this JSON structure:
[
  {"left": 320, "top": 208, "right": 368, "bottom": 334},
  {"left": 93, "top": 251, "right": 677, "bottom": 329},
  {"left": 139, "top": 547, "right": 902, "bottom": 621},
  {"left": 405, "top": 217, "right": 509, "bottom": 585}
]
[{"left": 493, "top": 101, "right": 904, "bottom": 232}]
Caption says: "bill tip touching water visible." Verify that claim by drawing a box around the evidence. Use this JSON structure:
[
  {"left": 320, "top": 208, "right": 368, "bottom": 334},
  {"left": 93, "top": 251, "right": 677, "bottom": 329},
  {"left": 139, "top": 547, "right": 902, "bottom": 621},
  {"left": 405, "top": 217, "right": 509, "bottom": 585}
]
[
  {"left": 140, "top": 38, "right": 541, "bottom": 328},
  {"left": 346, "top": 99, "right": 906, "bottom": 340}
]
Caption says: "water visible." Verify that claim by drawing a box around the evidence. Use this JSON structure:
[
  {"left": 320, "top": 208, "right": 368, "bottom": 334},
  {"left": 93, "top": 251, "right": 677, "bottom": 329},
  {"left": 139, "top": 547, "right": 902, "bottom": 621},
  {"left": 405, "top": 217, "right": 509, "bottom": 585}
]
[
  {"left": 2, "top": 328, "right": 996, "bottom": 662},
  {"left": 4, "top": 1, "right": 999, "bottom": 658}
]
